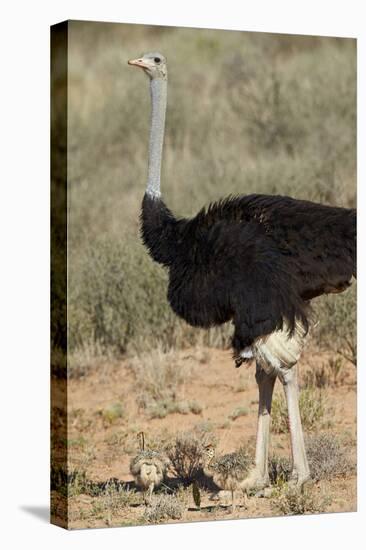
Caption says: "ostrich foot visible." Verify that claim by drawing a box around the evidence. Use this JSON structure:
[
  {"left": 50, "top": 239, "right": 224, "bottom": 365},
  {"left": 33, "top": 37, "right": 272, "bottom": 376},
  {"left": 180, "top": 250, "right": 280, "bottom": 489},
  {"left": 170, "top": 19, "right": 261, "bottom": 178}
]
[
  {"left": 209, "top": 490, "right": 230, "bottom": 503},
  {"left": 217, "top": 490, "right": 231, "bottom": 506},
  {"left": 288, "top": 472, "right": 312, "bottom": 492},
  {"left": 239, "top": 469, "right": 270, "bottom": 494}
]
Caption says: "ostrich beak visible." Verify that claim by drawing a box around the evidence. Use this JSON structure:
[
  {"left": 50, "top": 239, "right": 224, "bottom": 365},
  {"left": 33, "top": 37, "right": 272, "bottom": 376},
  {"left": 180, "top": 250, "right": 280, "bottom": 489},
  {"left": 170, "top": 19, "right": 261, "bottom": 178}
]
[{"left": 128, "top": 57, "right": 149, "bottom": 69}]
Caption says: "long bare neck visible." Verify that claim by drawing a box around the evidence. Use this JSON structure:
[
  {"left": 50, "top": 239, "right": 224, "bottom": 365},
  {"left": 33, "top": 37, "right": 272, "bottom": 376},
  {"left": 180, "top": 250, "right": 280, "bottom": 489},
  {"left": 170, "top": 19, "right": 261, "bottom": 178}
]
[{"left": 147, "top": 78, "right": 167, "bottom": 198}]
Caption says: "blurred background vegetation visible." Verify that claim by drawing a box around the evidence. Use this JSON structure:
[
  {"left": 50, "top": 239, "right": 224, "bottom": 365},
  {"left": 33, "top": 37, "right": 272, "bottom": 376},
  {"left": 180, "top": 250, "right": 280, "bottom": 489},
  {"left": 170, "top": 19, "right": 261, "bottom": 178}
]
[{"left": 59, "top": 21, "right": 356, "bottom": 372}]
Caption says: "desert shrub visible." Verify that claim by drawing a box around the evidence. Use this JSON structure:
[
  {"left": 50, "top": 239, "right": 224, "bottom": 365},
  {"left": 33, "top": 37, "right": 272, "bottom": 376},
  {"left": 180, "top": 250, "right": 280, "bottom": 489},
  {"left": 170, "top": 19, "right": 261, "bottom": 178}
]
[
  {"left": 148, "top": 399, "right": 203, "bottom": 419},
  {"left": 268, "top": 456, "right": 292, "bottom": 485},
  {"left": 51, "top": 466, "right": 88, "bottom": 497},
  {"left": 68, "top": 238, "right": 175, "bottom": 354},
  {"left": 306, "top": 433, "right": 354, "bottom": 481},
  {"left": 271, "top": 484, "right": 331, "bottom": 515},
  {"left": 143, "top": 494, "right": 184, "bottom": 523},
  {"left": 93, "top": 482, "right": 140, "bottom": 513},
  {"left": 167, "top": 429, "right": 218, "bottom": 484},
  {"left": 313, "top": 285, "right": 356, "bottom": 366},
  {"left": 271, "top": 388, "right": 325, "bottom": 434},
  {"left": 68, "top": 237, "right": 233, "bottom": 362},
  {"left": 98, "top": 402, "right": 125, "bottom": 424},
  {"left": 229, "top": 407, "right": 249, "bottom": 421}
]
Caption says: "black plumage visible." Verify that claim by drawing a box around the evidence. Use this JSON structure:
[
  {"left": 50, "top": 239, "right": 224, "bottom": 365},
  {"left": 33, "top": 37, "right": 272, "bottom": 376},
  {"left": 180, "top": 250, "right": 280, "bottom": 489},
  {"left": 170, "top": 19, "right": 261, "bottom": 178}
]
[{"left": 140, "top": 192, "right": 356, "bottom": 359}]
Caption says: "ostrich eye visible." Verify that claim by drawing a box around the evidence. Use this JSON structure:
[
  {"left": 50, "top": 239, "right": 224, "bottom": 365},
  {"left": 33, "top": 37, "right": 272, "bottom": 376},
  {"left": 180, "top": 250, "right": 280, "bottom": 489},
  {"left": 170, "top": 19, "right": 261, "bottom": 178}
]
[{"left": 154, "top": 57, "right": 161, "bottom": 63}]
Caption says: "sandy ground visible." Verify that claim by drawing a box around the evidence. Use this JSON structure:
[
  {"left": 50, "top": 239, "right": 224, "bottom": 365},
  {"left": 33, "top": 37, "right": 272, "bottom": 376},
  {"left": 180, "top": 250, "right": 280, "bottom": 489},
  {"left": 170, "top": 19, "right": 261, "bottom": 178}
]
[{"left": 52, "top": 347, "right": 357, "bottom": 529}]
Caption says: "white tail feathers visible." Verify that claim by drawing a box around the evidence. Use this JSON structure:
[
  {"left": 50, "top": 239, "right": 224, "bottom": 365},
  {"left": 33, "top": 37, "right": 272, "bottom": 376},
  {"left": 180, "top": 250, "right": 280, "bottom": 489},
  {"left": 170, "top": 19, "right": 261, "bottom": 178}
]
[{"left": 254, "top": 319, "right": 309, "bottom": 372}]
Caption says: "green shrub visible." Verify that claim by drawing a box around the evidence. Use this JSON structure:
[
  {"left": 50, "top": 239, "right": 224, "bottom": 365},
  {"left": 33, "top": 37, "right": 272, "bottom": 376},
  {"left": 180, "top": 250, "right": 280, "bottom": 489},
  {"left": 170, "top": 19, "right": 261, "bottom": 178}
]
[
  {"left": 68, "top": 237, "right": 233, "bottom": 362},
  {"left": 68, "top": 238, "right": 174, "bottom": 354},
  {"left": 271, "top": 388, "right": 325, "bottom": 434}
]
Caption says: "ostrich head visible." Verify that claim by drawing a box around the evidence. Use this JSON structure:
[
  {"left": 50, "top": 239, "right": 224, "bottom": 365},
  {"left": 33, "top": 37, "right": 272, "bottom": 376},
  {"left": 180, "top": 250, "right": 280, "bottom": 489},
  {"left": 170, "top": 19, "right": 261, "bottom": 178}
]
[
  {"left": 202, "top": 444, "right": 216, "bottom": 468},
  {"left": 128, "top": 52, "right": 167, "bottom": 80}
]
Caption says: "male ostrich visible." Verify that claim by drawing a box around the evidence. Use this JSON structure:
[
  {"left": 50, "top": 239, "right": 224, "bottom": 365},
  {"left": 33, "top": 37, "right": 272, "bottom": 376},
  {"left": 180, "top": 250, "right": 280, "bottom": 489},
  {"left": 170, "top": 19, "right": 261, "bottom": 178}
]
[{"left": 128, "top": 53, "right": 356, "bottom": 492}]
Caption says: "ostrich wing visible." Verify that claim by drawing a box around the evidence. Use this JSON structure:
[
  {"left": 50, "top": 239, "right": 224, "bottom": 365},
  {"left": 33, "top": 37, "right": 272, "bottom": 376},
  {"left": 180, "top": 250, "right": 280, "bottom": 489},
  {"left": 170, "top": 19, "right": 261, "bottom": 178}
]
[{"left": 230, "top": 236, "right": 309, "bottom": 354}]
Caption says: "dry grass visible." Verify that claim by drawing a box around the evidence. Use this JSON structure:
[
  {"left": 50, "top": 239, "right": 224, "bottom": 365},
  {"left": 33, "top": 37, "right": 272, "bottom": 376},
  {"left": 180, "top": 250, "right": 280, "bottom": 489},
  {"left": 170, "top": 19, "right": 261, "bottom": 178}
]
[
  {"left": 271, "top": 388, "right": 326, "bottom": 434},
  {"left": 229, "top": 406, "right": 249, "bottom": 421},
  {"left": 302, "top": 356, "right": 348, "bottom": 389},
  {"left": 143, "top": 494, "right": 185, "bottom": 523},
  {"left": 58, "top": 347, "right": 357, "bottom": 528},
  {"left": 306, "top": 433, "right": 354, "bottom": 481},
  {"left": 129, "top": 348, "right": 204, "bottom": 418}
]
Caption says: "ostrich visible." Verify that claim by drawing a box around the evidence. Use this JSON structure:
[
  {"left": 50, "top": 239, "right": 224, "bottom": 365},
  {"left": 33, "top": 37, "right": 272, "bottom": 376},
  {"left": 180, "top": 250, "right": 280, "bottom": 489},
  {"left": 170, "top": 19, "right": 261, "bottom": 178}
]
[
  {"left": 129, "top": 432, "right": 170, "bottom": 504},
  {"left": 201, "top": 444, "right": 252, "bottom": 512},
  {"left": 127, "top": 53, "right": 356, "bottom": 493}
]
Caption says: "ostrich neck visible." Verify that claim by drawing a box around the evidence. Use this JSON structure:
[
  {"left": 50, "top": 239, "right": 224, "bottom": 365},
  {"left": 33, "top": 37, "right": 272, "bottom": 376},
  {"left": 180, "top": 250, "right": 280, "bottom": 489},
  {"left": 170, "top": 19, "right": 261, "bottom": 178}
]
[{"left": 147, "top": 78, "right": 167, "bottom": 198}]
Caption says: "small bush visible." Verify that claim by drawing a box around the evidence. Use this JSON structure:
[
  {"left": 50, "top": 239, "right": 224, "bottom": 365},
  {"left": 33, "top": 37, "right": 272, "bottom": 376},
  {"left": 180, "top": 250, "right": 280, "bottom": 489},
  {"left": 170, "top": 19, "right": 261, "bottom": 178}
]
[
  {"left": 51, "top": 466, "right": 89, "bottom": 497},
  {"left": 271, "top": 388, "right": 325, "bottom": 434},
  {"left": 143, "top": 494, "right": 184, "bottom": 523},
  {"left": 271, "top": 484, "right": 331, "bottom": 515},
  {"left": 298, "top": 389, "right": 325, "bottom": 431},
  {"left": 167, "top": 429, "right": 218, "bottom": 483},
  {"left": 314, "top": 285, "right": 356, "bottom": 366},
  {"left": 68, "top": 238, "right": 177, "bottom": 355},
  {"left": 229, "top": 407, "right": 249, "bottom": 421},
  {"left": 268, "top": 456, "right": 292, "bottom": 485},
  {"left": 98, "top": 482, "right": 140, "bottom": 511},
  {"left": 148, "top": 399, "right": 203, "bottom": 419},
  {"left": 189, "top": 401, "right": 203, "bottom": 415},
  {"left": 306, "top": 433, "right": 354, "bottom": 481},
  {"left": 99, "top": 402, "right": 125, "bottom": 424}
]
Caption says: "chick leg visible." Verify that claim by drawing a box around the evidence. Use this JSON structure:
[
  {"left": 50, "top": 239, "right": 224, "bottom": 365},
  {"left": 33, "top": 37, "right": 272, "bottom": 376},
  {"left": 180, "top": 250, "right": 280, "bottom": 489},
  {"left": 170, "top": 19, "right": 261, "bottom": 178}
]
[{"left": 148, "top": 482, "right": 154, "bottom": 503}]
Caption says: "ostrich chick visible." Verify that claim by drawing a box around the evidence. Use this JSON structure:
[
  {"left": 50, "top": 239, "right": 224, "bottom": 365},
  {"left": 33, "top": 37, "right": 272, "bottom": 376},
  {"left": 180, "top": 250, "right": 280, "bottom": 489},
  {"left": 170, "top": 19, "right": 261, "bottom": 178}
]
[
  {"left": 202, "top": 445, "right": 252, "bottom": 512},
  {"left": 129, "top": 433, "right": 170, "bottom": 504}
]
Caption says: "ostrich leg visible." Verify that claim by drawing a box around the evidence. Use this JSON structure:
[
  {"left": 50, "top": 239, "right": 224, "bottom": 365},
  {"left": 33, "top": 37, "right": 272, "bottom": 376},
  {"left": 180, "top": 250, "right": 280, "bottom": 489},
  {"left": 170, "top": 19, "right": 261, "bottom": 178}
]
[
  {"left": 280, "top": 365, "right": 310, "bottom": 487},
  {"left": 240, "top": 362, "right": 276, "bottom": 491}
]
